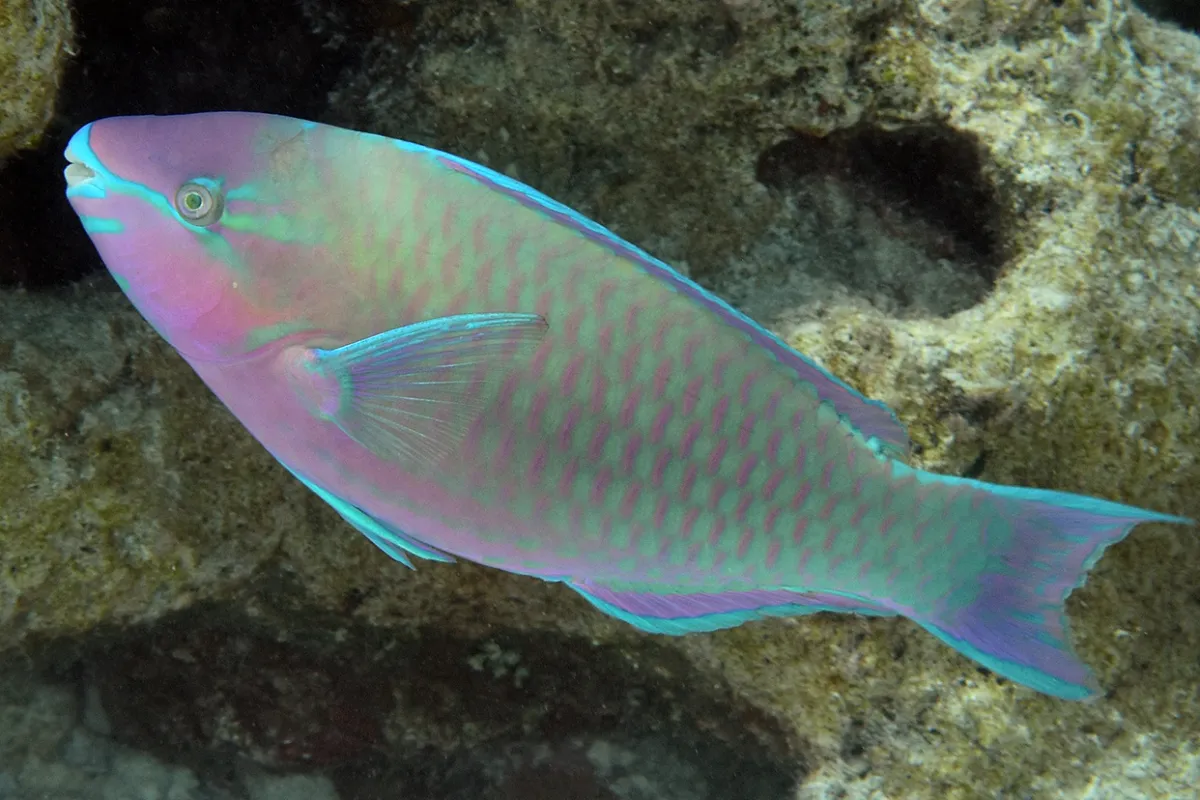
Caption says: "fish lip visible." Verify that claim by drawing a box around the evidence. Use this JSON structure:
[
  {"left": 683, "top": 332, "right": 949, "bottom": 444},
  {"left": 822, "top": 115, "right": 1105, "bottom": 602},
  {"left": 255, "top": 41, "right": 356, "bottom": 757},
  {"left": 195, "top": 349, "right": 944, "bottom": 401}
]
[
  {"left": 63, "top": 123, "right": 99, "bottom": 188},
  {"left": 64, "top": 158, "right": 96, "bottom": 187}
]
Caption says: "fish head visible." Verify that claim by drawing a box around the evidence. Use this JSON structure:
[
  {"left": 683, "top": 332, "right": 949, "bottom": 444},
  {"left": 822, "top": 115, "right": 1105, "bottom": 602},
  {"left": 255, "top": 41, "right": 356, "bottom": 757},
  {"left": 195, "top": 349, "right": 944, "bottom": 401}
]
[{"left": 63, "top": 112, "right": 335, "bottom": 362}]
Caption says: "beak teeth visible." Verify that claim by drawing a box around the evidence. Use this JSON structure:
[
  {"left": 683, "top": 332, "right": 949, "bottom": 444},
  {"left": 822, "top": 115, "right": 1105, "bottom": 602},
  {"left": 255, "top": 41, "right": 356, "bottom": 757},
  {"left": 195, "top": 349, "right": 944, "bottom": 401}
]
[{"left": 65, "top": 160, "right": 96, "bottom": 187}]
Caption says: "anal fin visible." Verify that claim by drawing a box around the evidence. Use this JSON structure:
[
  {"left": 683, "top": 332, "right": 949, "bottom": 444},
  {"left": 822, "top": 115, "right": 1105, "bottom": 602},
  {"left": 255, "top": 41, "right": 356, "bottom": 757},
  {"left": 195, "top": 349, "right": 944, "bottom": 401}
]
[{"left": 567, "top": 579, "right": 895, "bottom": 636}]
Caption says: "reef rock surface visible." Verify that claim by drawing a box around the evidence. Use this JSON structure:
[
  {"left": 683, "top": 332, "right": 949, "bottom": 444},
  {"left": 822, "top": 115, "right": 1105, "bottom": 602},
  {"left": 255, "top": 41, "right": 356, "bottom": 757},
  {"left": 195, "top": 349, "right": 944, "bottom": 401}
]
[{"left": 0, "top": 0, "right": 72, "bottom": 163}]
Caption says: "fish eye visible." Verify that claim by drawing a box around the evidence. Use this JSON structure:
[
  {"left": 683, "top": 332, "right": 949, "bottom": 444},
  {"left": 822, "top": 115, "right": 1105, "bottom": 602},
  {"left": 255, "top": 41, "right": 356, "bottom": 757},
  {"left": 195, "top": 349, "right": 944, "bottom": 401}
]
[{"left": 174, "top": 182, "right": 224, "bottom": 227}]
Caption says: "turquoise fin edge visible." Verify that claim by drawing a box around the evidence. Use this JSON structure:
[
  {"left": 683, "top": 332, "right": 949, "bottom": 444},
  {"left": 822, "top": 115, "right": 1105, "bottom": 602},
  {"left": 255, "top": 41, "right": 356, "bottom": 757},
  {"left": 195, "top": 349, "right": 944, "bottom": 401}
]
[
  {"left": 283, "top": 465, "right": 455, "bottom": 567},
  {"left": 566, "top": 582, "right": 895, "bottom": 636}
]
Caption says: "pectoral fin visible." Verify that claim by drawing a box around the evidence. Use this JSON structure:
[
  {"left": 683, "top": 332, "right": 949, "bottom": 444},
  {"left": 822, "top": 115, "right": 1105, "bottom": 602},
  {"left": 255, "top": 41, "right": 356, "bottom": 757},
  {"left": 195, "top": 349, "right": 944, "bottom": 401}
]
[{"left": 284, "top": 312, "right": 548, "bottom": 467}]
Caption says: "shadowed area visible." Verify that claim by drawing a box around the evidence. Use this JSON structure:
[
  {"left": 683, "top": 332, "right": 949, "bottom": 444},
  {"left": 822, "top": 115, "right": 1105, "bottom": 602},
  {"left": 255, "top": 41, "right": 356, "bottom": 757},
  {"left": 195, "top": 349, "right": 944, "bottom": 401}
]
[
  {"left": 751, "top": 124, "right": 1007, "bottom": 318},
  {"left": 1136, "top": 0, "right": 1200, "bottom": 32},
  {"left": 26, "top": 595, "right": 799, "bottom": 800}
]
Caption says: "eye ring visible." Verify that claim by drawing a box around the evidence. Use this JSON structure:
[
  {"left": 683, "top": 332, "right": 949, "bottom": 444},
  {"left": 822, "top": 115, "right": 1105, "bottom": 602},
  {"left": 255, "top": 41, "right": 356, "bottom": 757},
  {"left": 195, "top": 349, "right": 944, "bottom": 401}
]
[{"left": 174, "top": 181, "right": 224, "bottom": 227}]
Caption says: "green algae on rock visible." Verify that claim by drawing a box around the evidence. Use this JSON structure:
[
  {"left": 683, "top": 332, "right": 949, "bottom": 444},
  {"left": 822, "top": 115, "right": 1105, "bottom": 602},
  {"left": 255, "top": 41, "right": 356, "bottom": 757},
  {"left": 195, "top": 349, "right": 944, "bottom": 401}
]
[
  {"left": 0, "top": 0, "right": 73, "bottom": 163},
  {"left": 0, "top": 283, "right": 300, "bottom": 645}
]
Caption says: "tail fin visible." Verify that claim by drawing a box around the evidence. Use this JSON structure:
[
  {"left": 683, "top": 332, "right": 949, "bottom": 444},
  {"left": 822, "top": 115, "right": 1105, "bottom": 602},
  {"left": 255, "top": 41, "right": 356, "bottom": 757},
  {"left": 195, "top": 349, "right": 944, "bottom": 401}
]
[{"left": 912, "top": 470, "right": 1190, "bottom": 699}]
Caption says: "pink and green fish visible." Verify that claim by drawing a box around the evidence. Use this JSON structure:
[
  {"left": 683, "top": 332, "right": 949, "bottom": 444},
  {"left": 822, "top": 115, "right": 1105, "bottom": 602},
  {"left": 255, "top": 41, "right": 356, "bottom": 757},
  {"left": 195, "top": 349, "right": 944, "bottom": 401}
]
[{"left": 62, "top": 112, "right": 1187, "bottom": 699}]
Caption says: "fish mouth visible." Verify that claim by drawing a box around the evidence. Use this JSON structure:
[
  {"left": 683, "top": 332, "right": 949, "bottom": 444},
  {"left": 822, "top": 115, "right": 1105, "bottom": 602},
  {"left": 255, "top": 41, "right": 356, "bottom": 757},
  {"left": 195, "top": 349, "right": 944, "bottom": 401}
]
[
  {"left": 64, "top": 157, "right": 96, "bottom": 187},
  {"left": 64, "top": 123, "right": 99, "bottom": 189}
]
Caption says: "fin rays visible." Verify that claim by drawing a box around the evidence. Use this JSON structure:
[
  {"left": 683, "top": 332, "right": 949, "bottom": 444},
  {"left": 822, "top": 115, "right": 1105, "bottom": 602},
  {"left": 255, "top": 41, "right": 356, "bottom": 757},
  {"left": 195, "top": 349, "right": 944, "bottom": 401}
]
[{"left": 290, "top": 312, "right": 549, "bottom": 467}]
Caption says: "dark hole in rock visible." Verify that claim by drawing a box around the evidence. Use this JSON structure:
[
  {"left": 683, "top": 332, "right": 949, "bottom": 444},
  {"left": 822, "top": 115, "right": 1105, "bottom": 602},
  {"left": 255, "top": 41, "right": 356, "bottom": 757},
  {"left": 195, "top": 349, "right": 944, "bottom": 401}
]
[
  {"left": 713, "top": 124, "right": 1006, "bottom": 326},
  {"left": 34, "top": 604, "right": 798, "bottom": 799},
  {"left": 1135, "top": 0, "right": 1200, "bottom": 33},
  {"left": 0, "top": 0, "right": 386, "bottom": 289}
]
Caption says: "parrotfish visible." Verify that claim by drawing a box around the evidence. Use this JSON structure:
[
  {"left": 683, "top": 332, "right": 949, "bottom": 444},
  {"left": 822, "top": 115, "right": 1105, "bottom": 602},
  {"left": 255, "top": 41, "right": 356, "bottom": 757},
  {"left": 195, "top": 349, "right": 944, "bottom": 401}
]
[{"left": 63, "top": 112, "right": 1187, "bottom": 699}]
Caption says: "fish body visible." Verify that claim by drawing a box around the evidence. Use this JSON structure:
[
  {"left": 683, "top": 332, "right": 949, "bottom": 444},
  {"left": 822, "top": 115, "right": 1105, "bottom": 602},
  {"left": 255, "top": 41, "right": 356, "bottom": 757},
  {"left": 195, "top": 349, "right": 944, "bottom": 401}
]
[{"left": 63, "top": 112, "right": 1188, "bottom": 699}]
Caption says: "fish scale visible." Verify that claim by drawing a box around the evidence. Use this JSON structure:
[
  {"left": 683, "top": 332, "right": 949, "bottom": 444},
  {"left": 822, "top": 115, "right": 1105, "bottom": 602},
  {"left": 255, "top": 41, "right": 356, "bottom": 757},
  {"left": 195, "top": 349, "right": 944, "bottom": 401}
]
[
  {"left": 64, "top": 111, "right": 1190, "bottom": 699},
  {"left": 338, "top": 140, "right": 909, "bottom": 585}
]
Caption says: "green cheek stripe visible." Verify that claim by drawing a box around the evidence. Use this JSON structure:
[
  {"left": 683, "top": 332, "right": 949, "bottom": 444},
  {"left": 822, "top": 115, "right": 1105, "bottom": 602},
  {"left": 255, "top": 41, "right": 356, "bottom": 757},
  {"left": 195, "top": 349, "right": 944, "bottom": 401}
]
[
  {"left": 221, "top": 211, "right": 328, "bottom": 246},
  {"left": 224, "top": 185, "right": 259, "bottom": 200},
  {"left": 80, "top": 216, "right": 124, "bottom": 234},
  {"left": 195, "top": 224, "right": 249, "bottom": 277},
  {"left": 243, "top": 319, "right": 317, "bottom": 351}
]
